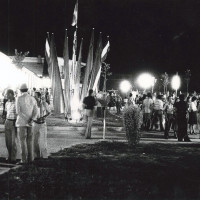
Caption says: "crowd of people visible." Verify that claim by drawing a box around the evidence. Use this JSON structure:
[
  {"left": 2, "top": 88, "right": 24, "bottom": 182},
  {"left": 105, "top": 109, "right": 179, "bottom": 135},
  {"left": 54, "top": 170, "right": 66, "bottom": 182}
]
[
  {"left": 2, "top": 84, "right": 51, "bottom": 164},
  {"left": 2, "top": 83, "right": 200, "bottom": 163},
  {"left": 107, "top": 90, "right": 200, "bottom": 142}
]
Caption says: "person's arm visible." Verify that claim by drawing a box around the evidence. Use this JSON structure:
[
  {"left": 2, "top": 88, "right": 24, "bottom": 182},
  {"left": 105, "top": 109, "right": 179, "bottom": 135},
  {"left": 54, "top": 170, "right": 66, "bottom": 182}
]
[
  {"left": 42, "top": 102, "right": 51, "bottom": 118},
  {"left": 31, "top": 98, "right": 38, "bottom": 121}
]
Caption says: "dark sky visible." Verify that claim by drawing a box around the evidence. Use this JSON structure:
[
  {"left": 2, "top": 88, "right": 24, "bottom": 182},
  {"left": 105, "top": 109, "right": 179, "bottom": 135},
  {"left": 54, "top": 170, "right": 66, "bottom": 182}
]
[{"left": 1, "top": 0, "right": 200, "bottom": 91}]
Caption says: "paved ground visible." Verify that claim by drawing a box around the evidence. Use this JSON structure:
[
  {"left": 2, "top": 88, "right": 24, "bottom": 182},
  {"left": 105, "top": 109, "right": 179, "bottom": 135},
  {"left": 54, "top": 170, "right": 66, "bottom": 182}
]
[{"left": 0, "top": 124, "right": 200, "bottom": 160}]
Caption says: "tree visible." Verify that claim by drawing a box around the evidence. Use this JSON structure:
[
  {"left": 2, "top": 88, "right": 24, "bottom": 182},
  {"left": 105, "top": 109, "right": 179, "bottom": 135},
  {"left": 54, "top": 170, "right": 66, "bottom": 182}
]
[
  {"left": 101, "top": 62, "right": 112, "bottom": 92},
  {"left": 12, "top": 49, "right": 29, "bottom": 68},
  {"left": 184, "top": 69, "right": 191, "bottom": 95},
  {"left": 161, "top": 72, "right": 169, "bottom": 94}
]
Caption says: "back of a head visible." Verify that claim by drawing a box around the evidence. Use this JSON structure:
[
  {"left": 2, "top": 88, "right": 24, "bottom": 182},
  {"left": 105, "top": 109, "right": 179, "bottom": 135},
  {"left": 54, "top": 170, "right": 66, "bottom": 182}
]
[
  {"left": 179, "top": 94, "right": 185, "bottom": 101},
  {"left": 89, "top": 89, "right": 93, "bottom": 96},
  {"left": 7, "top": 89, "right": 14, "bottom": 96},
  {"left": 147, "top": 92, "right": 152, "bottom": 98},
  {"left": 191, "top": 96, "right": 197, "bottom": 102},
  {"left": 157, "top": 95, "right": 162, "bottom": 100}
]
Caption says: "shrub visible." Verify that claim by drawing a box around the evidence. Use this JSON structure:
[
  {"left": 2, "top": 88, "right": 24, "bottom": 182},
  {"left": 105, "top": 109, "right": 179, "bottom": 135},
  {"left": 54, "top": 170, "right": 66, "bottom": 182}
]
[{"left": 123, "top": 105, "right": 143, "bottom": 146}]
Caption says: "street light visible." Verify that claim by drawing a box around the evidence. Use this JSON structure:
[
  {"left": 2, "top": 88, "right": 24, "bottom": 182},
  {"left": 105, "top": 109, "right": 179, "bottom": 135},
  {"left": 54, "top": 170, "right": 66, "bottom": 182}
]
[
  {"left": 120, "top": 80, "right": 131, "bottom": 93},
  {"left": 137, "top": 73, "right": 155, "bottom": 90},
  {"left": 171, "top": 73, "right": 181, "bottom": 96}
]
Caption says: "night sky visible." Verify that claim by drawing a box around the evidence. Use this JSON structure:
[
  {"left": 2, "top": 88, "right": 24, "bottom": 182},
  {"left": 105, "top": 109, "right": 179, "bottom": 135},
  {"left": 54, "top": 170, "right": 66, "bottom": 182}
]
[{"left": 1, "top": 0, "right": 200, "bottom": 91}]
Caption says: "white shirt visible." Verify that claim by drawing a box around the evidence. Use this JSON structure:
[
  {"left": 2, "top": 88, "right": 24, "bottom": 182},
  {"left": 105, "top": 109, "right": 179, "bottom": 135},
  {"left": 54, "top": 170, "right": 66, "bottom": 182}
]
[
  {"left": 189, "top": 102, "right": 197, "bottom": 112},
  {"left": 16, "top": 93, "right": 38, "bottom": 127},
  {"left": 154, "top": 99, "right": 164, "bottom": 110},
  {"left": 143, "top": 98, "right": 153, "bottom": 113}
]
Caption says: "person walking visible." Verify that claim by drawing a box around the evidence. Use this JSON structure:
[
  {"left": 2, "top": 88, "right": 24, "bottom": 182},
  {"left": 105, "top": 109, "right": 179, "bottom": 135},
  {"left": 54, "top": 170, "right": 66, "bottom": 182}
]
[
  {"left": 33, "top": 92, "right": 51, "bottom": 159},
  {"left": 142, "top": 93, "right": 153, "bottom": 131},
  {"left": 16, "top": 83, "right": 38, "bottom": 164},
  {"left": 83, "top": 89, "right": 97, "bottom": 139},
  {"left": 174, "top": 94, "right": 191, "bottom": 142},
  {"left": 3, "top": 89, "right": 17, "bottom": 163}
]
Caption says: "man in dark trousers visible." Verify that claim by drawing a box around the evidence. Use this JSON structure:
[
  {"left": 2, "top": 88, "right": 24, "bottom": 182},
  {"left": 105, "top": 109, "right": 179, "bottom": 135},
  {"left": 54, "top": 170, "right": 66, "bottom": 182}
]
[
  {"left": 83, "top": 89, "right": 97, "bottom": 139},
  {"left": 174, "top": 94, "right": 191, "bottom": 142}
]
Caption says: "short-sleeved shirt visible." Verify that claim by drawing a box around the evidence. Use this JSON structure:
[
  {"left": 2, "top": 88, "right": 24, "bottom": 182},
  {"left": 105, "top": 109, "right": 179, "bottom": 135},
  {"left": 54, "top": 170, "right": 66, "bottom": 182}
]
[
  {"left": 154, "top": 99, "right": 164, "bottom": 110},
  {"left": 143, "top": 98, "right": 153, "bottom": 113},
  {"left": 5, "top": 100, "right": 17, "bottom": 120},
  {"left": 83, "top": 96, "right": 97, "bottom": 110}
]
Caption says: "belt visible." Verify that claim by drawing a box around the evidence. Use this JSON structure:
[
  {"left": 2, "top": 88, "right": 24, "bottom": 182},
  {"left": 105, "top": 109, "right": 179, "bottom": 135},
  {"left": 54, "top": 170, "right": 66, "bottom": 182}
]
[
  {"left": 6, "top": 119, "right": 16, "bottom": 121},
  {"left": 33, "top": 121, "right": 45, "bottom": 124}
]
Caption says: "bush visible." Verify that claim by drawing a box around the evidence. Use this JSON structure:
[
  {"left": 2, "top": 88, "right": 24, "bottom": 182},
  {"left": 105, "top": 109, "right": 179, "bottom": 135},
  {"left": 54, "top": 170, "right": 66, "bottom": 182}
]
[{"left": 123, "top": 105, "right": 143, "bottom": 146}]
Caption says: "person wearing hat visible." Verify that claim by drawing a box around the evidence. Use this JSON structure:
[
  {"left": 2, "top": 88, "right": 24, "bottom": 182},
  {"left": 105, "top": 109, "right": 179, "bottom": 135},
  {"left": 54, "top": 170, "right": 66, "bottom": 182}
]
[{"left": 16, "top": 83, "right": 38, "bottom": 163}]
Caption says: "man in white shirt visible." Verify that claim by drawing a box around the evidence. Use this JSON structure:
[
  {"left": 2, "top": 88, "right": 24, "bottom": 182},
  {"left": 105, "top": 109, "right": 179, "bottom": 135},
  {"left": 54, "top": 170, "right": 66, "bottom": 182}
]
[
  {"left": 150, "top": 95, "right": 164, "bottom": 131},
  {"left": 16, "top": 83, "right": 38, "bottom": 163},
  {"left": 142, "top": 93, "right": 153, "bottom": 131}
]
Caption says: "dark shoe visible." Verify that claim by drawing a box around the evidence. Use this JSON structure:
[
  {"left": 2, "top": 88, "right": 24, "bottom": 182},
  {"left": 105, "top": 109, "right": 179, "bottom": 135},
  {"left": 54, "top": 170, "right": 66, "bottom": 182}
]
[
  {"left": 184, "top": 136, "right": 191, "bottom": 142},
  {"left": 178, "top": 138, "right": 183, "bottom": 142}
]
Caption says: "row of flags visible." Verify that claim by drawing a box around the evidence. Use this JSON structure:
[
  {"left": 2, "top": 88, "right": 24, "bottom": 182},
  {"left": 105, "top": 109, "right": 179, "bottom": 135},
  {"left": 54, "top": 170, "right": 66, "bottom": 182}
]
[{"left": 44, "top": 0, "right": 110, "bottom": 115}]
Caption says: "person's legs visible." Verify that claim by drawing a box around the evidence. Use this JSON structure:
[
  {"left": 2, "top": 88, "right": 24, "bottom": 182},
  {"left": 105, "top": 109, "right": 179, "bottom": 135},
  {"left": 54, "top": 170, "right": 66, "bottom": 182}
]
[
  {"left": 10, "top": 122, "right": 17, "bottom": 161},
  {"left": 5, "top": 120, "right": 12, "bottom": 161},
  {"left": 19, "top": 127, "right": 27, "bottom": 163},
  {"left": 33, "top": 123, "right": 40, "bottom": 159},
  {"left": 164, "top": 116, "right": 169, "bottom": 138},
  {"left": 150, "top": 111, "right": 157, "bottom": 130},
  {"left": 40, "top": 124, "right": 48, "bottom": 158},
  {"left": 27, "top": 127, "right": 34, "bottom": 162},
  {"left": 158, "top": 112, "right": 164, "bottom": 131}
]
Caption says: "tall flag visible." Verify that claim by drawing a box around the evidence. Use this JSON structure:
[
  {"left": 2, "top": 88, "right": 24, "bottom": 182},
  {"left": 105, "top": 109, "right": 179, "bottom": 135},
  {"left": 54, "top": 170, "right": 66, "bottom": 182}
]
[
  {"left": 72, "top": 29, "right": 77, "bottom": 90},
  {"left": 71, "top": 0, "right": 78, "bottom": 27},
  {"left": 81, "top": 28, "right": 94, "bottom": 101},
  {"left": 101, "top": 36, "right": 110, "bottom": 62},
  {"left": 42, "top": 56, "right": 49, "bottom": 77},
  {"left": 73, "top": 38, "right": 83, "bottom": 109},
  {"left": 45, "top": 34, "right": 51, "bottom": 76},
  {"left": 89, "top": 32, "right": 103, "bottom": 92},
  {"left": 50, "top": 33, "right": 65, "bottom": 114},
  {"left": 76, "top": 38, "right": 83, "bottom": 96},
  {"left": 63, "top": 29, "right": 71, "bottom": 115},
  {"left": 93, "top": 36, "right": 110, "bottom": 92}
]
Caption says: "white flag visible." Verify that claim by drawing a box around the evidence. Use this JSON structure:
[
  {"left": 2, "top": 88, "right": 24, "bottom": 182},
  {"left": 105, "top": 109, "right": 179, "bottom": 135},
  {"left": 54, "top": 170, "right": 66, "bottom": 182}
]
[
  {"left": 71, "top": 0, "right": 78, "bottom": 26},
  {"left": 101, "top": 40, "right": 110, "bottom": 62}
]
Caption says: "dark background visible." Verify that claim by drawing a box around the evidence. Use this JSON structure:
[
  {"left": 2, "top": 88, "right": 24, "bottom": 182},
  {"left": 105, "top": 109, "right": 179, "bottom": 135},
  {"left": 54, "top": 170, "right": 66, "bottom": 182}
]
[{"left": 1, "top": 0, "right": 200, "bottom": 91}]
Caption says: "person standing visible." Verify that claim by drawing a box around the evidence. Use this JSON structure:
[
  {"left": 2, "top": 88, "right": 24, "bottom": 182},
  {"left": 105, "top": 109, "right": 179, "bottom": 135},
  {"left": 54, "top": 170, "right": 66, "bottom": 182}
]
[
  {"left": 16, "top": 83, "right": 38, "bottom": 163},
  {"left": 174, "top": 94, "right": 191, "bottom": 142},
  {"left": 164, "top": 96, "right": 176, "bottom": 139},
  {"left": 188, "top": 96, "right": 197, "bottom": 134},
  {"left": 3, "top": 89, "right": 17, "bottom": 163},
  {"left": 150, "top": 95, "right": 164, "bottom": 131},
  {"left": 33, "top": 92, "right": 51, "bottom": 159},
  {"left": 142, "top": 93, "right": 153, "bottom": 131},
  {"left": 83, "top": 89, "right": 97, "bottom": 139},
  {"left": 115, "top": 93, "right": 122, "bottom": 114}
]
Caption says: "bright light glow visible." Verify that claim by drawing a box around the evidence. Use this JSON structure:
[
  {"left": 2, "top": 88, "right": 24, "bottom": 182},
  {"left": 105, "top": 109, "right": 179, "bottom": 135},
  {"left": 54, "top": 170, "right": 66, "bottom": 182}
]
[
  {"left": 0, "top": 52, "right": 27, "bottom": 89},
  {"left": 137, "top": 73, "right": 155, "bottom": 89},
  {"left": 120, "top": 80, "right": 131, "bottom": 93},
  {"left": 171, "top": 74, "right": 181, "bottom": 90}
]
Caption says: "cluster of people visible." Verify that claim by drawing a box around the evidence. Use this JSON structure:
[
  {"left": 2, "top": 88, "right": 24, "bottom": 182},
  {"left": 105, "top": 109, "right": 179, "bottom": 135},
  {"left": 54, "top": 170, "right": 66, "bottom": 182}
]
[
  {"left": 2, "top": 83, "right": 51, "bottom": 164},
  {"left": 129, "top": 91, "right": 200, "bottom": 142}
]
